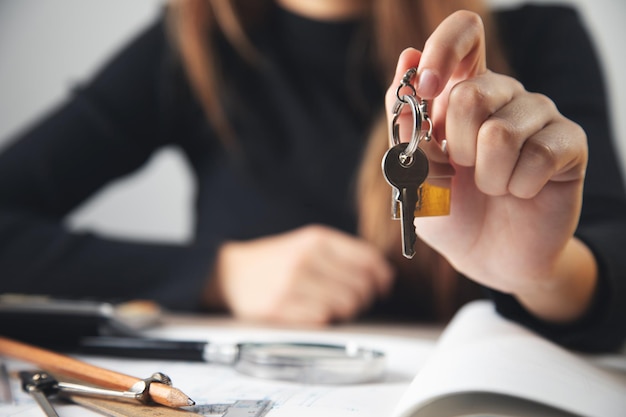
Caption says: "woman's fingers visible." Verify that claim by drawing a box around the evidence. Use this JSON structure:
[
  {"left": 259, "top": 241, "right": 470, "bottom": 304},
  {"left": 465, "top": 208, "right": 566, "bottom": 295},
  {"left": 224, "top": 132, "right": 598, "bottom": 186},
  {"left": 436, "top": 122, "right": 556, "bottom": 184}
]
[
  {"left": 323, "top": 228, "right": 394, "bottom": 296},
  {"left": 275, "top": 225, "right": 393, "bottom": 324},
  {"left": 474, "top": 92, "right": 555, "bottom": 196},
  {"left": 301, "top": 228, "right": 394, "bottom": 321},
  {"left": 445, "top": 71, "right": 587, "bottom": 199},
  {"left": 417, "top": 10, "right": 487, "bottom": 99},
  {"left": 385, "top": 48, "right": 422, "bottom": 118},
  {"left": 384, "top": 48, "right": 451, "bottom": 166},
  {"left": 445, "top": 71, "right": 521, "bottom": 168},
  {"left": 385, "top": 11, "right": 489, "bottom": 166},
  {"left": 385, "top": 10, "right": 488, "bottom": 111},
  {"left": 508, "top": 119, "right": 587, "bottom": 198}
]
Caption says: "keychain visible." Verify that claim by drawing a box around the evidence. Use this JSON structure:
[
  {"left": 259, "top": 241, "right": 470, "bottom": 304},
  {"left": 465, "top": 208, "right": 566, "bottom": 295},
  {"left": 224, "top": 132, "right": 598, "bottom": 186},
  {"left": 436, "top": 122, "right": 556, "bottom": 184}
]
[{"left": 382, "top": 67, "right": 451, "bottom": 258}]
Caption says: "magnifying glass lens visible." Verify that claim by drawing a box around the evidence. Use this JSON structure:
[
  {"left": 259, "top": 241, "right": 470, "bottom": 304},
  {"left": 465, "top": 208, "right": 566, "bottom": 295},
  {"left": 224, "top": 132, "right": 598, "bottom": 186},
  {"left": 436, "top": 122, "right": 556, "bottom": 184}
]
[{"left": 234, "top": 342, "right": 385, "bottom": 385}]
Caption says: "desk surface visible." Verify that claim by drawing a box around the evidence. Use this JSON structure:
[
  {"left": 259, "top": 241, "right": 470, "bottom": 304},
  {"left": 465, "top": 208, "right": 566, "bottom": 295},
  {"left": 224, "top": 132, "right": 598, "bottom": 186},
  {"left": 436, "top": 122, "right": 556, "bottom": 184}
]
[
  {"left": 162, "top": 313, "right": 444, "bottom": 341},
  {"left": 2, "top": 305, "right": 626, "bottom": 417},
  {"left": 1, "top": 313, "right": 445, "bottom": 417}
]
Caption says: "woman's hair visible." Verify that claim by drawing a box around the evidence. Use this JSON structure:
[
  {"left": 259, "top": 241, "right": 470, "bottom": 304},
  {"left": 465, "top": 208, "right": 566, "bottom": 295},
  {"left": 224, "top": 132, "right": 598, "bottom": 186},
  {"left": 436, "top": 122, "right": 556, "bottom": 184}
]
[{"left": 168, "top": 0, "right": 510, "bottom": 320}]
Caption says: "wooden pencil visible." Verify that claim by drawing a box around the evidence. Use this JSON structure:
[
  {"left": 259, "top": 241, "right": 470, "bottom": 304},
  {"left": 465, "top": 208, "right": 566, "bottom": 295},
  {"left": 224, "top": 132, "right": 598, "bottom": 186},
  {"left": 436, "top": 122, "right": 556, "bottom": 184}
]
[{"left": 0, "top": 336, "right": 194, "bottom": 408}]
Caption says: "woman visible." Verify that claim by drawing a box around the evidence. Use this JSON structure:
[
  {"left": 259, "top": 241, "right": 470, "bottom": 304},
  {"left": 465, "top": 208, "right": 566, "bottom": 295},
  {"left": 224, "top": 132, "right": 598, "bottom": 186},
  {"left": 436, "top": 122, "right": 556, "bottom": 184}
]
[{"left": 0, "top": 0, "right": 624, "bottom": 352}]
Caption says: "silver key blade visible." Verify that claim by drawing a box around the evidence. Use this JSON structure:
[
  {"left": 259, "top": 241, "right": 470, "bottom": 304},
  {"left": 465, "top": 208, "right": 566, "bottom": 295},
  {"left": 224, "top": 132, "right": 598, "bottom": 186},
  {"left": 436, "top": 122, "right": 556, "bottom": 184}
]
[
  {"left": 400, "top": 187, "right": 419, "bottom": 258},
  {"left": 382, "top": 143, "right": 429, "bottom": 259}
]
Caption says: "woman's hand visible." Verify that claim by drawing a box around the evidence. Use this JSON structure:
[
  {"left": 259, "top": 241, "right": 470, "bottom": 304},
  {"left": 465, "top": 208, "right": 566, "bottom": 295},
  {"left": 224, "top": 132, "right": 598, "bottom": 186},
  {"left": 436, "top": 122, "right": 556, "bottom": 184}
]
[
  {"left": 387, "top": 11, "right": 597, "bottom": 323},
  {"left": 205, "top": 225, "right": 393, "bottom": 325}
]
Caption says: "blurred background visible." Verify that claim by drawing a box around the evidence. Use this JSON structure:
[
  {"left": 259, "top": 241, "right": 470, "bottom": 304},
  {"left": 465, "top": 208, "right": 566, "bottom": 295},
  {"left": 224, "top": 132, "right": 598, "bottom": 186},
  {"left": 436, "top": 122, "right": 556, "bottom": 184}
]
[{"left": 1, "top": 0, "right": 624, "bottom": 243}]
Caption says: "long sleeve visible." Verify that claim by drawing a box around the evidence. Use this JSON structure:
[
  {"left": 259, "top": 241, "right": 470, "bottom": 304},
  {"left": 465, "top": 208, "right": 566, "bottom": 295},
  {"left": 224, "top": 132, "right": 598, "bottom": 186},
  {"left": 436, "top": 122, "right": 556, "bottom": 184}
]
[
  {"left": 491, "top": 5, "right": 626, "bottom": 352},
  {"left": 0, "top": 17, "right": 215, "bottom": 310}
]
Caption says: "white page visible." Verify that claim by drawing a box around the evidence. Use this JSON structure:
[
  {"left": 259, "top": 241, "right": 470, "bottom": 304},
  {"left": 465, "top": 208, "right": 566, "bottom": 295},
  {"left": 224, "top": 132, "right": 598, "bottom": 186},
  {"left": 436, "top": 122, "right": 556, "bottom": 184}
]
[
  {"left": 146, "top": 326, "right": 436, "bottom": 416},
  {"left": 392, "top": 301, "right": 626, "bottom": 417}
]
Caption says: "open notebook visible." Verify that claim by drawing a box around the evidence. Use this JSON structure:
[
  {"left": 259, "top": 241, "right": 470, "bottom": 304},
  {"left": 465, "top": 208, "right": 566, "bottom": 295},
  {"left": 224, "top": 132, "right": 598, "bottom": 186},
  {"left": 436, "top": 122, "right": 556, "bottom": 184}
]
[{"left": 392, "top": 301, "right": 626, "bottom": 417}]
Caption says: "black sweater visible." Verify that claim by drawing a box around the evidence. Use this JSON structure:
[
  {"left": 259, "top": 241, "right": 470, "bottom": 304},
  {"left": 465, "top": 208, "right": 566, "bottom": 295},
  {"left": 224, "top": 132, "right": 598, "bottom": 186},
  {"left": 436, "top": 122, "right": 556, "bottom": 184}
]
[{"left": 0, "top": 4, "right": 624, "bottom": 352}]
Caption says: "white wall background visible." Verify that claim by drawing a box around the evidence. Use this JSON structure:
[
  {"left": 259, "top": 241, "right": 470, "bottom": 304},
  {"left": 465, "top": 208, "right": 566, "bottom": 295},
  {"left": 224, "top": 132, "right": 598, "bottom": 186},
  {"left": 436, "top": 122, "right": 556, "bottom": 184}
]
[
  {"left": 0, "top": 0, "right": 194, "bottom": 243},
  {"left": 1, "top": 0, "right": 625, "bottom": 242}
]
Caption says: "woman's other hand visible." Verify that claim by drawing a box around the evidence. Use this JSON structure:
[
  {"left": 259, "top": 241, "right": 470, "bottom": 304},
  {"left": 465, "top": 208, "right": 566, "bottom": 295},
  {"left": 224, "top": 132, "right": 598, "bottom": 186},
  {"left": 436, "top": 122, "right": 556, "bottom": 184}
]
[{"left": 205, "top": 225, "right": 393, "bottom": 325}]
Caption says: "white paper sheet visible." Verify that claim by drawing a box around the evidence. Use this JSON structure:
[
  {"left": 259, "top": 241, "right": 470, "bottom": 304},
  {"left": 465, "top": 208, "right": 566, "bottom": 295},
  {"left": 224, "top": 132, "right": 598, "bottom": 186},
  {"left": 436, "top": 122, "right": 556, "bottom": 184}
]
[{"left": 0, "top": 324, "right": 436, "bottom": 416}]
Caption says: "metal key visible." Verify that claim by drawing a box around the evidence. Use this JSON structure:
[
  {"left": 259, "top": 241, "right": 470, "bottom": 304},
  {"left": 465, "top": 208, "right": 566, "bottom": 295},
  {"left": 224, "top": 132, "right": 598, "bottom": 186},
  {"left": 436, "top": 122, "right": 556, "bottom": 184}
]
[
  {"left": 383, "top": 142, "right": 429, "bottom": 258},
  {"left": 19, "top": 371, "right": 60, "bottom": 417}
]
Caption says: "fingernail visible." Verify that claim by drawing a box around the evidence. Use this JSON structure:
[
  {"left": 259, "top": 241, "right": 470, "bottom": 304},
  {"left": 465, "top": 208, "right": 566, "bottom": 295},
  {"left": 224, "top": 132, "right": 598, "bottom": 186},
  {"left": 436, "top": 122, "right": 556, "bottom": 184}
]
[{"left": 417, "top": 69, "right": 439, "bottom": 98}]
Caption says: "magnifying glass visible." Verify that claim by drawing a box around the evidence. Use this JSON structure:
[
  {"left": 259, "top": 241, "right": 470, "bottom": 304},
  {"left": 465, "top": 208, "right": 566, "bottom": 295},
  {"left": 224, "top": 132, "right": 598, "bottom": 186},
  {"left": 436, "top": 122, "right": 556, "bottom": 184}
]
[{"left": 78, "top": 337, "right": 386, "bottom": 385}]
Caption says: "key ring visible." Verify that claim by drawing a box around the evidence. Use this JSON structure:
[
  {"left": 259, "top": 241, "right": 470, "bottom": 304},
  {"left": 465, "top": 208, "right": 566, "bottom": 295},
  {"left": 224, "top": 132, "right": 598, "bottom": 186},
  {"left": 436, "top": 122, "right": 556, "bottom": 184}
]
[
  {"left": 391, "top": 68, "right": 432, "bottom": 166},
  {"left": 395, "top": 67, "right": 418, "bottom": 101}
]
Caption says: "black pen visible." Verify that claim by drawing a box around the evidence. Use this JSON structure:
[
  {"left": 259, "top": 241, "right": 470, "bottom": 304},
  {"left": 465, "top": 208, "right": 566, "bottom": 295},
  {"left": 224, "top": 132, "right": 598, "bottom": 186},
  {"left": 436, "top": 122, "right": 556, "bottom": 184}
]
[
  {"left": 77, "top": 336, "right": 211, "bottom": 362},
  {"left": 76, "top": 336, "right": 387, "bottom": 384}
]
